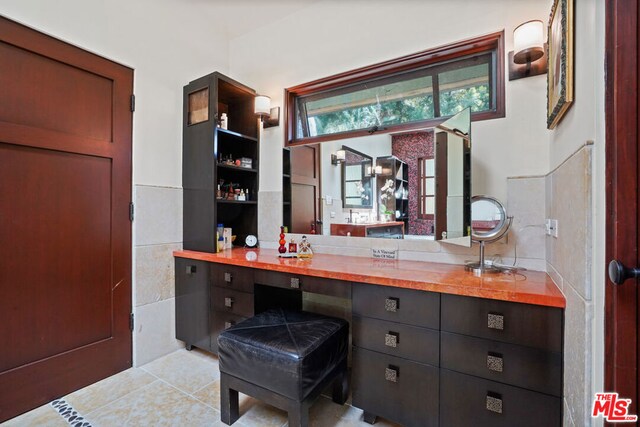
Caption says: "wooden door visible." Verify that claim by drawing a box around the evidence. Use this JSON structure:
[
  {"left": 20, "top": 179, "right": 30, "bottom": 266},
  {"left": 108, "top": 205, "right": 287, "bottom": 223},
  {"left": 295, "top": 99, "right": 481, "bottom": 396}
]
[
  {"left": 605, "top": 0, "right": 640, "bottom": 415},
  {"left": 0, "top": 17, "right": 133, "bottom": 421},
  {"left": 290, "top": 145, "right": 321, "bottom": 234}
]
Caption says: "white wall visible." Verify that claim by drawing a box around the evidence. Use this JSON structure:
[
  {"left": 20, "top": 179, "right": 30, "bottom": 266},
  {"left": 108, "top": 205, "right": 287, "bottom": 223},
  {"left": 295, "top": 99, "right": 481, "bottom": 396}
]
[
  {"left": 230, "top": 0, "right": 552, "bottom": 203},
  {"left": 1, "top": 0, "right": 230, "bottom": 188}
]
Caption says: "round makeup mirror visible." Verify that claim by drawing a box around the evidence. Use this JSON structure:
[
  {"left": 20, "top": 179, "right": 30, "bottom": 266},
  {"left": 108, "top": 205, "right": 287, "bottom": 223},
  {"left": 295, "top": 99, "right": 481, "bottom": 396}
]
[{"left": 465, "top": 195, "right": 513, "bottom": 274}]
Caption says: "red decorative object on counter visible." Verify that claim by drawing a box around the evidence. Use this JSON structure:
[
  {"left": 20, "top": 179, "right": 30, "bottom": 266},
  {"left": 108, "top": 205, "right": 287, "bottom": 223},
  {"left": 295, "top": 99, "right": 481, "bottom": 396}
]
[{"left": 278, "top": 226, "right": 287, "bottom": 254}]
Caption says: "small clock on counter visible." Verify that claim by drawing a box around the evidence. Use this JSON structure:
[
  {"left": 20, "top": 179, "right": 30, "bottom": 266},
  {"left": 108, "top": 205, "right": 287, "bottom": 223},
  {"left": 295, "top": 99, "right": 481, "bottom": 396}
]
[{"left": 245, "top": 234, "right": 258, "bottom": 248}]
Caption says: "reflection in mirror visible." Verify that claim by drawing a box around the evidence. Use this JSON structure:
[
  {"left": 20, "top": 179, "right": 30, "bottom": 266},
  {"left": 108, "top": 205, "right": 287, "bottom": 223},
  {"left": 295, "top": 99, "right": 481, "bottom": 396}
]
[
  {"left": 341, "top": 146, "right": 373, "bottom": 209},
  {"left": 285, "top": 109, "right": 471, "bottom": 246}
]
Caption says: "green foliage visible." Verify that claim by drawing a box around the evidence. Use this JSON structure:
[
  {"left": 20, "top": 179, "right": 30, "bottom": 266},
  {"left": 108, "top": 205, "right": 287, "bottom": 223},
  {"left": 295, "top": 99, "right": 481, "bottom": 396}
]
[{"left": 309, "top": 84, "right": 489, "bottom": 137}]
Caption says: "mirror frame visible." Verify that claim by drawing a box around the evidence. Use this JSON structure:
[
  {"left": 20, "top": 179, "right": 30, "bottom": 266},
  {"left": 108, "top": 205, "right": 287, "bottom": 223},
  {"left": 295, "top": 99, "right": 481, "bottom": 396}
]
[{"left": 470, "top": 195, "right": 510, "bottom": 242}]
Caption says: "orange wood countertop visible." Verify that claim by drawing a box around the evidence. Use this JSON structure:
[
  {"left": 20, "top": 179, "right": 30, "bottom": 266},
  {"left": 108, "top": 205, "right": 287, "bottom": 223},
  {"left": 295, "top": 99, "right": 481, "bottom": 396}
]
[{"left": 173, "top": 248, "right": 565, "bottom": 308}]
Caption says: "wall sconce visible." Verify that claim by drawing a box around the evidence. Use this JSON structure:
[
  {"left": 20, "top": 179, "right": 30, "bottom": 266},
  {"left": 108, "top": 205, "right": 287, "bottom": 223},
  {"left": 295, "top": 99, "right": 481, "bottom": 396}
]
[
  {"left": 366, "top": 165, "right": 383, "bottom": 176},
  {"left": 331, "top": 149, "right": 346, "bottom": 165},
  {"left": 509, "top": 20, "right": 548, "bottom": 81},
  {"left": 254, "top": 95, "right": 280, "bottom": 128}
]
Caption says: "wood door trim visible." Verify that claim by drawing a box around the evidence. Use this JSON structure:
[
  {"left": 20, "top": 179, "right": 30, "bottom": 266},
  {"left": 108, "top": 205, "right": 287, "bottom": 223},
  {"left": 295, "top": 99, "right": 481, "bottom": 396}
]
[{"left": 605, "top": 0, "right": 639, "bottom": 409}]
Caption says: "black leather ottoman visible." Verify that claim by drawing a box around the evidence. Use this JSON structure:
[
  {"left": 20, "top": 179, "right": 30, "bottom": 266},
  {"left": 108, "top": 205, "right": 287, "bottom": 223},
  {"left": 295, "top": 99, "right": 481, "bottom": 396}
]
[{"left": 218, "top": 308, "right": 349, "bottom": 427}]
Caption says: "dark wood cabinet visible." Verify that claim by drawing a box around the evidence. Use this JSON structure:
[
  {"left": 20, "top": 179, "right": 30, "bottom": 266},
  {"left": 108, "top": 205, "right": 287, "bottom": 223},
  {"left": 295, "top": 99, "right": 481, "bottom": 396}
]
[
  {"left": 183, "top": 72, "right": 259, "bottom": 253},
  {"left": 175, "top": 258, "right": 211, "bottom": 351},
  {"left": 174, "top": 258, "right": 564, "bottom": 425}
]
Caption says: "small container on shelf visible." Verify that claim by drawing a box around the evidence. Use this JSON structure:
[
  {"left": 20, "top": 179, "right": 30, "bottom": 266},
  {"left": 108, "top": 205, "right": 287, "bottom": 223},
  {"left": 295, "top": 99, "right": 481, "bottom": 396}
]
[
  {"left": 240, "top": 157, "right": 253, "bottom": 169},
  {"left": 220, "top": 113, "right": 228, "bottom": 129}
]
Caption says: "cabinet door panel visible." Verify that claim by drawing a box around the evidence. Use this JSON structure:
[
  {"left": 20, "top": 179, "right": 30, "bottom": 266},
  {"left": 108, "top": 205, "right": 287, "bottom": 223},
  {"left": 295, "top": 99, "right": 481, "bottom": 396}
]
[
  {"left": 441, "top": 294, "right": 563, "bottom": 351},
  {"left": 353, "top": 283, "right": 439, "bottom": 328},
  {"left": 211, "top": 286, "right": 254, "bottom": 318},
  {"left": 353, "top": 316, "right": 439, "bottom": 366},
  {"left": 440, "top": 369, "right": 561, "bottom": 427},
  {"left": 352, "top": 347, "right": 438, "bottom": 427},
  {"left": 175, "top": 258, "right": 211, "bottom": 351},
  {"left": 441, "top": 332, "right": 562, "bottom": 396}
]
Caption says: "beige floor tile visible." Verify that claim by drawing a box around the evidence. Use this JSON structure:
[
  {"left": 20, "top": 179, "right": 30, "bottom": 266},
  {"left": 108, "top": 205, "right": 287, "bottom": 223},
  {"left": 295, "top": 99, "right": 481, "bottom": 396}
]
[
  {"left": 192, "top": 379, "right": 252, "bottom": 411},
  {"left": 85, "top": 380, "right": 221, "bottom": 427},
  {"left": 2, "top": 404, "right": 67, "bottom": 427},
  {"left": 236, "top": 397, "right": 288, "bottom": 427},
  {"left": 64, "top": 368, "right": 156, "bottom": 414},
  {"left": 141, "top": 349, "right": 219, "bottom": 394}
]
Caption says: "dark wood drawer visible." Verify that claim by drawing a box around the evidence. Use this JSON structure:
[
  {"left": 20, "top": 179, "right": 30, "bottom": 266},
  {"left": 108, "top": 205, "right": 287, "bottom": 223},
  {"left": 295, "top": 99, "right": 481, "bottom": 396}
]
[
  {"left": 211, "top": 264, "right": 254, "bottom": 293},
  {"left": 441, "top": 294, "right": 563, "bottom": 351},
  {"left": 352, "top": 347, "right": 438, "bottom": 427},
  {"left": 352, "top": 283, "right": 439, "bottom": 329},
  {"left": 210, "top": 312, "right": 248, "bottom": 353},
  {"left": 440, "top": 369, "right": 561, "bottom": 427},
  {"left": 353, "top": 315, "right": 439, "bottom": 366},
  {"left": 211, "top": 286, "right": 254, "bottom": 318},
  {"left": 441, "top": 332, "right": 562, "bottom": 396},
  {"left": 254, "top": 270, "right": 351, "bottom": 299}
]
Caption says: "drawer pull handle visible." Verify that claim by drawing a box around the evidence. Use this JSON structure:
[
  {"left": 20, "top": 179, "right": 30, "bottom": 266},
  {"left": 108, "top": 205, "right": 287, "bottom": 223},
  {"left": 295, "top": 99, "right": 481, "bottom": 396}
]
[
  {"left": 290, "top": 278, "right": 300, "bottom": 289},
  {"left": 486, "top": 392, "right": 503, "bottom": 414},
  {"left": 385, "top": 365, "right": 399, "bottom": 383},
  {"left": 385, "top": 297, "right": 400, "bottom": 312},
  {"left": 487, "top": 353, "right": 504, "bottom": 373},
  {"left": 224, "top": 297, "right": 234, "bottom": 308},
  {"left": 186, "top": 265, "right": 196, "bottom": 275},
  {"left": 385, "top": 332, "right": 399, "bottom": 348},
  {"left": 224, "top": 320, "right": 235, "bottom": 329},
  {"left": 224, "top": 272, "right": 233, "bottom": 283},
  {"left": 487, "top": 313, "right": 504, "bottom": 330}
]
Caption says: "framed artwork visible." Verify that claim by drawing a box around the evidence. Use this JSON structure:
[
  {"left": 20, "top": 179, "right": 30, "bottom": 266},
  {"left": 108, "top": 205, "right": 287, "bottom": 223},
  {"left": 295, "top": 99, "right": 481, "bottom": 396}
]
[{"left": 547, "top": 0, "right": 574, "bottom": 129}]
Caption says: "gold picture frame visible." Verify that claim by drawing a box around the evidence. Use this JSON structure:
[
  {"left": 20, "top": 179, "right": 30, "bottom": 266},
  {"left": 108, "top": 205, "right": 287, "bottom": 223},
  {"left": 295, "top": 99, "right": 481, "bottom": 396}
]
[{"left": 547, "top": 0, "right": 574, "bottom": 129}]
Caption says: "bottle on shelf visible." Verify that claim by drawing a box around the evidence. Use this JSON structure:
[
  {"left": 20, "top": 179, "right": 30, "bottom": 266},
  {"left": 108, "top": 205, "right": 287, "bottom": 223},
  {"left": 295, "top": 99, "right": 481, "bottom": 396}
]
[
  {"left": 220, "top": 113, "right": 228, "bottom": 130},
  {"left": 238, "top": 189, "right": 246, "bottom": 201},
  {"left": 216, "top": 184, "right": 222, "bottom": 199},
  {"left": 245, "top": 188, "right": 250, "bottom": 201}
]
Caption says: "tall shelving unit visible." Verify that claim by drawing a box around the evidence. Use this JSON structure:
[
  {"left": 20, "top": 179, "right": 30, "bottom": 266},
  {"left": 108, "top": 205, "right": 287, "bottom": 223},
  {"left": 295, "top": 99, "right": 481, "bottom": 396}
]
[
  {"left": 183, "top": 72, "right": 259, "bottom": 253},
  {"left": 282, "top": 148, "right": 292, "bottom": 231}
]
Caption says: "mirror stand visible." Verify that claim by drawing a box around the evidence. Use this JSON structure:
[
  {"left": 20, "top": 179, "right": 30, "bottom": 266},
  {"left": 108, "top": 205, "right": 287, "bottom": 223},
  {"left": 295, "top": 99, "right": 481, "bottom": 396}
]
[{"left": 465, "top": 195, "right": 513, "bottom": 275}]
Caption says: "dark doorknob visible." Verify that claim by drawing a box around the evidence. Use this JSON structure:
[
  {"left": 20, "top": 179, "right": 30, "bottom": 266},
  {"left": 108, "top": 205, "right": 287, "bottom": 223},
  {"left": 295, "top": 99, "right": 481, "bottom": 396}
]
[{"left": 608, "top": 260, "right": 640, "bottom": 285}]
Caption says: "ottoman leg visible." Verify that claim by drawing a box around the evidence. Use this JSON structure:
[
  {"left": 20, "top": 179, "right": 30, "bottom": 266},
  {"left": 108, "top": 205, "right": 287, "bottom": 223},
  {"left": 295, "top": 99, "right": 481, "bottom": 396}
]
[
  {"left": 288, "top": 400, "right": 310, "bottom": 427},
  {"left": 332, "top": 359, "right": 349, "bottom": 405},
  {"left": 220, "top": 373, "right": 239, "bottom": 425}
]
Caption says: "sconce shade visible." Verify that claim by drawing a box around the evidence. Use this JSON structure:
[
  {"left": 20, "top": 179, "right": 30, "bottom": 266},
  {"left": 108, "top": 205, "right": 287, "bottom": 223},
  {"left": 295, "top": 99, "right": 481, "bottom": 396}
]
[
  {"left": 513, "top": 20, "right": 544, "bottom": 64},
  {"left": 336, "top": 150, "right": 346, "bottom": 161},
  {"left": 255, "top": 95, "right": 271, "bottom": 116}
]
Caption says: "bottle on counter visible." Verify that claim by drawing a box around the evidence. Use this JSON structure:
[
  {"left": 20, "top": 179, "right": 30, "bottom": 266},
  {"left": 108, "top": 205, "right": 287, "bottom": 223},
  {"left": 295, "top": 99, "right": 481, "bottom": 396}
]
[
  {"left": 288, "top": 238, "right": 297, "bottom": 253},
  {"left": 297, "top": 235, "right": 313, "bottom": 259}
]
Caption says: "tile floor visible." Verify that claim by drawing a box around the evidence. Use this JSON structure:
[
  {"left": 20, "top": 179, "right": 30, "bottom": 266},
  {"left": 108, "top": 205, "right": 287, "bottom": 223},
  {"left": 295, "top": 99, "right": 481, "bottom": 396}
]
[{"left": 4, "top": 348, "right": 400, "bottom": 427}]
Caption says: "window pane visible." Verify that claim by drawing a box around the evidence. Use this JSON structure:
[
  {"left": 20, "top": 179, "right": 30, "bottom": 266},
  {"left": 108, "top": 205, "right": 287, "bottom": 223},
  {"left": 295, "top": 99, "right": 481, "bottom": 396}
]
[
  {"left": 425, "top": 197, "right": 435, "bottom": 215},
  {"left": 296, "top": 72, "right": 434, "bottom": 138},
  {"left": 425, "top": 177, "right": 435, "bottom": 195},
  {"left": 439, "top": 61, "right": 491, "bottom": 117},
  {"left": 424, "top": 159, "right": 435, "bottom": 176}
]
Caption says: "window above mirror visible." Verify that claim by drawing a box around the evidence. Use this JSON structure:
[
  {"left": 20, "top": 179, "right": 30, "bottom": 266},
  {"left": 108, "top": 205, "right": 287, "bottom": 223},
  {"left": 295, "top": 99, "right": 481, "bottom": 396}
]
[{"left": 285, "top": 31, "right": 504, "bottom": 146}]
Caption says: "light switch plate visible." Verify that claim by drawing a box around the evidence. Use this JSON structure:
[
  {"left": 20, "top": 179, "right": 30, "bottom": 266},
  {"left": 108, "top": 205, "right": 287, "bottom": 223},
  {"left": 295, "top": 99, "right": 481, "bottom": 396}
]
[
  {"left": 551, "top": 219, "right": 559, "bottom": 238},
  {"left": 330, "top": 211, "right": 336, "bottom": 218},
  {"left": 325, "top": 195, "right": 333, "bottom": 205}
]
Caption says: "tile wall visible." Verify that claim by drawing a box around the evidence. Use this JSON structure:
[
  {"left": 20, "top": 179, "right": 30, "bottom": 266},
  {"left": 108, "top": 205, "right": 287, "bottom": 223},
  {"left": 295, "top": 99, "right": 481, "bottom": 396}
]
[
  {"left": 545, "top": 145, "right": 593, "bottom": 427},
  {"left": 133, "top": 184, "right": 184, "bottom": 366}
]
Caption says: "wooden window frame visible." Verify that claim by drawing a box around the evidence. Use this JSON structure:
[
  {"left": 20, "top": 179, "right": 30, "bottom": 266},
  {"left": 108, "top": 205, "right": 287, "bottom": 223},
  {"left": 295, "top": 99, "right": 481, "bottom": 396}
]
[
  {"left": 285, "top": 31, "right": 505, "bottom": 147},
  {"left": 418, "top": 157, "right": 435, "bottom": 220}
]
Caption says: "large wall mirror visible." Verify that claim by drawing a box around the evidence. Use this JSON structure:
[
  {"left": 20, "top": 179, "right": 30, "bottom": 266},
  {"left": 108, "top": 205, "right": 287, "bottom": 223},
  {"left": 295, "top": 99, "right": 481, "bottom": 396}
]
[{"left": 284, "top": 109, "right": 471, "bottom": 246}]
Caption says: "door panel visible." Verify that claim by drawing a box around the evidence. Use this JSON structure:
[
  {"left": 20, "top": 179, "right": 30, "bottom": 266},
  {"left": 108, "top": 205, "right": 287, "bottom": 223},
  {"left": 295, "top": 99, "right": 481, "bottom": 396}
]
[
  {"left": 0, "top": 17, "right": 132, "bottom": 422},
  {"left": 290, "top": 145, "right": 320, "bottom": 234}
]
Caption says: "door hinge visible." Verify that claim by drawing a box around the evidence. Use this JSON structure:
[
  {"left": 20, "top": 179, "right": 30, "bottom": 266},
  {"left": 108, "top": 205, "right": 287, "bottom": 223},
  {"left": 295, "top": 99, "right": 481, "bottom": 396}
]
[
  {"left": 130, "top": 313, "right": 135, "bottom": 331},
  {"left": 129, "top": 202, "right": 134, "bottom": 222},
  {"left": 130, "top": 94, "right": 136, "bottom": 112}
]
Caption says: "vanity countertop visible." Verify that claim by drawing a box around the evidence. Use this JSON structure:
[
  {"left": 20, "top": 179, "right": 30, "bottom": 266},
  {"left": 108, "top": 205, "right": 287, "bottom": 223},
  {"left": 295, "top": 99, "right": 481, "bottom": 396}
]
[{"left": 174, "top": 248, "right": 565, "bottom": 308}]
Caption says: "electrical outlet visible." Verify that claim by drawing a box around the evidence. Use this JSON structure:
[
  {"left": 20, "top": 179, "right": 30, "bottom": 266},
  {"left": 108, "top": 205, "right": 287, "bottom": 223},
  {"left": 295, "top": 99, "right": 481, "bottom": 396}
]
[
  {"left": 330, "top": 211, "right": 336, "bottom": 218},
  {"left": 551, "top": 219, "right": 559, "bottom": 238}
]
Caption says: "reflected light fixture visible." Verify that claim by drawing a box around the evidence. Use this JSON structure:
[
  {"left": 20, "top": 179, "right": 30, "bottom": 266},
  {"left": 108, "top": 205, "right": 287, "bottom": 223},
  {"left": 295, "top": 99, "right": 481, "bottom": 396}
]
[
  {"left": 509, "top": 20, "right": 548, "bottom": 80},
  {"left": 254, "top": 95, "right": 280, "bottom": 128},
  {"left": 331, "top": 149, "right": 346, "bottom": 165}
]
